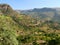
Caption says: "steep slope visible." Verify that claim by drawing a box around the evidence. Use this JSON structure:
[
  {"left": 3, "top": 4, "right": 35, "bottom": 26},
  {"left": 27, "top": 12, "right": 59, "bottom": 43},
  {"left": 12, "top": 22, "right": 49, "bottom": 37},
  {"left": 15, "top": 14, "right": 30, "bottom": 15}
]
[
  {"left": 0, "top": 15, "right": 19, "bottom": 45},
  {"left": 1, "top": 4, "right": 60, "bottom": 45},
  {"left": 0, "top": 4, "right": 41, "bottom": 27}
]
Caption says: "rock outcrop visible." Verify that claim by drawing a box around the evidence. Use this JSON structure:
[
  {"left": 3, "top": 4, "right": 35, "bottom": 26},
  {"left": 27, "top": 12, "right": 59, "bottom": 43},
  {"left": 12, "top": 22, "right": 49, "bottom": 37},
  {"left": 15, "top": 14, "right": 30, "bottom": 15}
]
[{"left": 0, "top": 4, "right": 13, "bottom": 15}]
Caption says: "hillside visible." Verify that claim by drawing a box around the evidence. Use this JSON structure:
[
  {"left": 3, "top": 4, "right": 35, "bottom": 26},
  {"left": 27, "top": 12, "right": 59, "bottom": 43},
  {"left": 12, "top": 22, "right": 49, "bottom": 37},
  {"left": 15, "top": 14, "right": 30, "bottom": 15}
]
[{"left": 0, "top": 4, "right": 60, "bottom": 45}]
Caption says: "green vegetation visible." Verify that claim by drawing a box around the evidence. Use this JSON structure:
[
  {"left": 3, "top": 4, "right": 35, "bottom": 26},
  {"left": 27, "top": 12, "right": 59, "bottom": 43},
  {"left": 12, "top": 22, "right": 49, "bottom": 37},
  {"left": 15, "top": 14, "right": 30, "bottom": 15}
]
[
  {"left": 0, "top": 15, "right": 18, "bottom": 45},
  {"left": 0, "top": 4, "right": 60, "bottom": 45}
]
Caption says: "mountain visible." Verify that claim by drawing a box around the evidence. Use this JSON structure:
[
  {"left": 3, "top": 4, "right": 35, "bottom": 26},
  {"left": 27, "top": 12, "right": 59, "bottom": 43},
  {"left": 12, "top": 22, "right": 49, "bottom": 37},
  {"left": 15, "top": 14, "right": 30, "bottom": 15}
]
[
  {"left": 16, "top": 7, "right": 60, "bottom": 22},
  {"left": 0, "top": 4, "right": 45, "bottom": 45},
  {"left": 1, "top": 4, "right": 60, "bottom": 45}
]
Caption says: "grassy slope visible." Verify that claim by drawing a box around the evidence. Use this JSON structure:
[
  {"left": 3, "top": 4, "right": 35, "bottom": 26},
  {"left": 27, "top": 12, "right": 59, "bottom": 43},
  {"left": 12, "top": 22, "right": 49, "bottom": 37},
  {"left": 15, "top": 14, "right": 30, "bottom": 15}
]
[{"left": 0, "top": 4, "right": 60, "bottom": 45}]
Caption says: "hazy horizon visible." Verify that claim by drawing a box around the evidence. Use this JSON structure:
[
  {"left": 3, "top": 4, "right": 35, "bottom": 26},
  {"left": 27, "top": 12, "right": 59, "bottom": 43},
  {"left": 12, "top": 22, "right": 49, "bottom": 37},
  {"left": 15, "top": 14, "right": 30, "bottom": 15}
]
[{"left": 0, "top": 0, "right": 60, "bottom": 10}]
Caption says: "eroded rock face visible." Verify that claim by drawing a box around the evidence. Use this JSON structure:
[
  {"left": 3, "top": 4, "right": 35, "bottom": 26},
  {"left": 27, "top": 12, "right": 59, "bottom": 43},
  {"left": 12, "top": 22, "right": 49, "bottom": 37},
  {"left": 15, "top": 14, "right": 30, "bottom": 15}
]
[
  {"left": 0, "top": 4, "right": 19, "bottom": 16},
  {"left": 0, "top": 4, "right": 12, "bottom": 10},
  {"left": 0, "top": 4, "right": 13, "bottom": 14},
  {"left": 0, "top": 4, "right": 8, "bottom": 10}
]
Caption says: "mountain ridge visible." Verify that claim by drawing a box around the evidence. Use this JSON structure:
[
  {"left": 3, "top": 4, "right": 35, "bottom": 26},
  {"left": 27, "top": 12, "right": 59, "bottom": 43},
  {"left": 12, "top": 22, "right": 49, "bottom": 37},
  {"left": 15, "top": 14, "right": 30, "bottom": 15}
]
[{"left": 16, "top": 7, "right": 60, "bottom": 22}]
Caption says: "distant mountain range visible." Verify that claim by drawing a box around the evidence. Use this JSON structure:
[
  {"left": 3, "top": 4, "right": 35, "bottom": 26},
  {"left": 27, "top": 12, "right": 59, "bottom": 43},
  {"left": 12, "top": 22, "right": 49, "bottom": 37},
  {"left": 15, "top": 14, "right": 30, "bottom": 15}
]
[{"left": 16, "top": 8, "right": 60, "bottom": 22}]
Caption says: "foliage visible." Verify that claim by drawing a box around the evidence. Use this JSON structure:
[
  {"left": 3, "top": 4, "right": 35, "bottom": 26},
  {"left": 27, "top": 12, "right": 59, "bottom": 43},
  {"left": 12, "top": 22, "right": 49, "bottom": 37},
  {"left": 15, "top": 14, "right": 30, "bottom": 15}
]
[
  {"left": 0, "top": 15, "right": 18, "bottom": 45},
  {"left": 0, "top": 4, "right": 60, "bottom": 45}
]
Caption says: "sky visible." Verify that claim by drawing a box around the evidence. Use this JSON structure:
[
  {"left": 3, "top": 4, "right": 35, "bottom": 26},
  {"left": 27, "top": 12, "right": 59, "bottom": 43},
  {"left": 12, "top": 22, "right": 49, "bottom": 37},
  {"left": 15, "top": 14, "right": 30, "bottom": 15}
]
[{"left": 0, "top": 0, "right": 60, "bottom": 10}]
